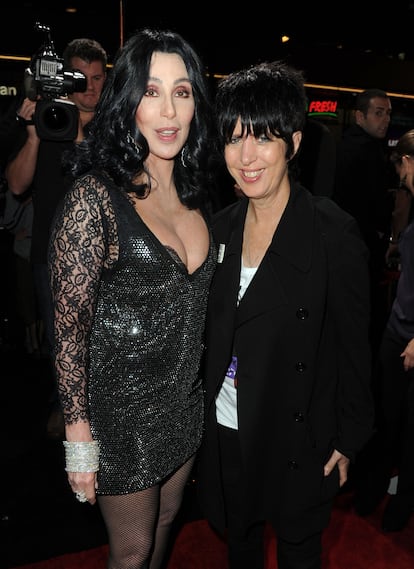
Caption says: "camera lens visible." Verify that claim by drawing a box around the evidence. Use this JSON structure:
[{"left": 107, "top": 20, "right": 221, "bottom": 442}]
[
  {"left": 42, "top": 103, "right": 69, "bottom": 131},
  {"left": 34, "top": 99, "right": 79, "bottom": 141}
]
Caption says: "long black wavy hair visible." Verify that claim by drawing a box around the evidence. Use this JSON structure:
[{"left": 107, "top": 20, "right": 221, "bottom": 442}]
[{"left": 64, "top": 28, "right": 217, "bottom": 210}]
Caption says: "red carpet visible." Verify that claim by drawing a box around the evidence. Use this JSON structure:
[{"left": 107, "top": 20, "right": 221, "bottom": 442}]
[{"left": 12, "top": 493, "right": 414, "bottom": 569}]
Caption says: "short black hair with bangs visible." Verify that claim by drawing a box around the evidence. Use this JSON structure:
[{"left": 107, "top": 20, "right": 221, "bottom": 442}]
[{"left": 215, "top": 60, "right": 307, "bottom": 166}]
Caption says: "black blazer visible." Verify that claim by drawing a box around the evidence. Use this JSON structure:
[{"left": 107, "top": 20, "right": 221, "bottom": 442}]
[{"left": 197, "top": 183, "right": 374, "bottom": 541}]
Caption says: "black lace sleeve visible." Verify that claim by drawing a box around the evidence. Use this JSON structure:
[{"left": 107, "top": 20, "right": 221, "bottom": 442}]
[{"left": 49, "top": 174, "right": 117, "bottom": 424}]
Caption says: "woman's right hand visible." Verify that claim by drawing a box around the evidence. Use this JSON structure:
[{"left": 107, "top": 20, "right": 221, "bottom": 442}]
[
  {"left": 65, "top": 421, "right": 98, "bottom": 505},
  {"left": 67, "top": 470, "right": 98, "bottom": 505}
]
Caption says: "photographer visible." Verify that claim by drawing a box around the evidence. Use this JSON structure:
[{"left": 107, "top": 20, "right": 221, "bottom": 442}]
[{"left": 5, "top": 36, "right": 107, "bottom": 439}]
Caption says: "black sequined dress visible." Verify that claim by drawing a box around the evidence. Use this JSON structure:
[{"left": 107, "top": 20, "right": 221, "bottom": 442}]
[{"left": 49, "top": 172, "right": 216, "bottom": 494}]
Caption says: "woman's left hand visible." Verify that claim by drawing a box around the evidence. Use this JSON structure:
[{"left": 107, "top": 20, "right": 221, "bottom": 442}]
[
  {"left": 401, "top": 338, "right": 414, "bottom": 371},
  {"left": 324, "top": 449, "right": 350, "bottom": 487}
]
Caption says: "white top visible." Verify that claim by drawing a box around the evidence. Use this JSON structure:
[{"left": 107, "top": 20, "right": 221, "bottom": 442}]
[{"left": 216, "top": 262, "right": 257, "bottom": 429}]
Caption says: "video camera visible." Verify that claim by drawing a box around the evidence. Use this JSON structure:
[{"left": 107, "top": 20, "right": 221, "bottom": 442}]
[{"left": 24, "top": 23, "right": 87, "bottom": 141}]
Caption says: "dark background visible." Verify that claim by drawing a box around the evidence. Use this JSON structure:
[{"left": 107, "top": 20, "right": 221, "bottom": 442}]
[{"left": 2, "top": 0, "right": 414, "bottom": 92}]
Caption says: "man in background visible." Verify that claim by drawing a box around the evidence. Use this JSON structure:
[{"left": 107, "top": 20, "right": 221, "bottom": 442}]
[
  {"left": 333, "top": 88, "right": 396, "bottom": 356},
  {"left": 333, "top": 88, "right": 402, "bottom": 517},
  {"left": 5, "top": 38, "right": 107, "bottom": 438}
]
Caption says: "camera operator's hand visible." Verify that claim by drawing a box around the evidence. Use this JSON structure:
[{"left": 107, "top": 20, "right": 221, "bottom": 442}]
[
  {"left": 16, "top": 98, "right": 38, "bottom": 138},
  {"left": 7, "top": 98, "right": 41, "bottom": 196}
]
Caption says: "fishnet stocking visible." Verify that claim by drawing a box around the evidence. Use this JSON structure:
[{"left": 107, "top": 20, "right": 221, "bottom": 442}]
[{"left": 98, "top": 455, "right": 195, "bottom": 569}]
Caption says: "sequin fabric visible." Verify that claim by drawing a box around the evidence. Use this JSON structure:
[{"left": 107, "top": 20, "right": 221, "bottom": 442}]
[{"left": 49, "top": 173, "right": 216, "bottom": 494}]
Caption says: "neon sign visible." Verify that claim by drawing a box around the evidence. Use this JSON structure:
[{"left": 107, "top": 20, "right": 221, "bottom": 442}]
[{"left": 308, "top": 100, "right": 338, "bottom": 118}]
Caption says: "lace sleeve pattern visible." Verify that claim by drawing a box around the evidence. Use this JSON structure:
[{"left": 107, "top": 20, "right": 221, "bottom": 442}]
[{"left": 49, "top": 174, "right": 117, "bottom": 424}]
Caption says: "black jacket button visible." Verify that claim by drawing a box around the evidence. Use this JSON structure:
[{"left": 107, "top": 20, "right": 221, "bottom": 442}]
[
  {"left": 295, "top": 362, "right": 307, "bottom": 372},
  {"left": 296, "top": 307, "right": 309, "bottom": 320}
]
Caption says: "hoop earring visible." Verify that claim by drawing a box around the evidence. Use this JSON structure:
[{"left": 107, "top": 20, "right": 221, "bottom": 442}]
[
  {"left": 126, "top": 131, "right": 142, "bottom": 155},
  {"left": 180, "top": 146, "right": 189, "bottom": 168}
]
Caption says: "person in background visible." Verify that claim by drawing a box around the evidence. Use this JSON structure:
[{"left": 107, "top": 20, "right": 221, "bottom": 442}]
[
  {"left": 1, "top": 187, "right": 40, "bottom": 354},
  {"left": 5, "top": 37, "right": 107, "bottom": 439},
  {"left": 48, "top": 28, "right": 216, "bottom": 569},
  {"left": 385, "top": 177, "right": 414, "bottom": 269},
  {"left": 332, "top": 88, "right": 396, "bottom": 356},
  {"left": 197, "top": 61, "right": 374, "bottom": 569},
  {"left": 0, "top": 103, "right": 35, "bottom": 350},
  {"left": 353, "top": 129, "right": 414, "bottom": 532}
]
